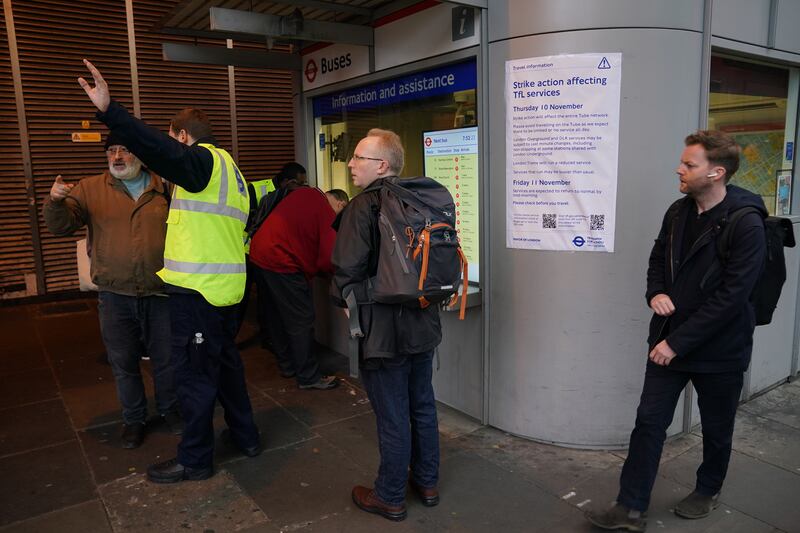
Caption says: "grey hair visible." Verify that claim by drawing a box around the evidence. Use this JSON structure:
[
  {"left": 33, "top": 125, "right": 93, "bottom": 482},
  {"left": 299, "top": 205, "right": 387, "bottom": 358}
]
[{"left": 366, "top": 128, "right": 404, "bottom": 175}]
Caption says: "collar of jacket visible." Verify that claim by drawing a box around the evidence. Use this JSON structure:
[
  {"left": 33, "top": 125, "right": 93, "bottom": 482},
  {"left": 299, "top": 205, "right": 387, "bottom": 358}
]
[
  {"left": 194, "top": 135, "right": 218, "bottom": 146},
  {"left": 103, "top": 169, "right": 165, "bottom": 195},
  {"left": 669, "top": 195, "right": 730, "bottom": 274}
]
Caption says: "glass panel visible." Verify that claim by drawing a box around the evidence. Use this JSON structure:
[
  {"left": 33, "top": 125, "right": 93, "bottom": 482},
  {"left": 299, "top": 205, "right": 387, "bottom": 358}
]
[
  {"left": 709, "top": 56, "right": 794, "bottom": 215},
  {"left": 313, "top": 60, "right": 480, "bottom": 282}
]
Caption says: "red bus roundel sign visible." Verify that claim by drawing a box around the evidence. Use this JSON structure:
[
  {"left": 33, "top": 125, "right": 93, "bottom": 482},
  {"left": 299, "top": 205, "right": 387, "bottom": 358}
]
[{"left": 305, "top": 59, "right": 318, "bottom": 83}]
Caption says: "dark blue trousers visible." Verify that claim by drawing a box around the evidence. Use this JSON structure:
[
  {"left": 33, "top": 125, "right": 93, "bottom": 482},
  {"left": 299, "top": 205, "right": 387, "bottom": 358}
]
[
  {"left": 257, "top": 269, "right": 321, "bottom": 385},
  {"left": 170, "top": 292, "right": 260, "bottom": 469},
  {"left": 97, "top": 292, "right": 176, "bottom": 424},
  {"left": 618, "top": 363, "right": 744, "bottom": 511},
  {"left": 360, "top": 350, "right": 440, "bottom": 506}
]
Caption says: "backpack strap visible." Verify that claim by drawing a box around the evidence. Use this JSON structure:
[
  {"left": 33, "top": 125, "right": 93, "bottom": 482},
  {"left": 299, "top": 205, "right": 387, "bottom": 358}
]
[
  {"left": 716, "top": 206, "right": 762, "bottom": 263},
  {"left": 700, "top": 206, "right": 761, "bottom": 291}
]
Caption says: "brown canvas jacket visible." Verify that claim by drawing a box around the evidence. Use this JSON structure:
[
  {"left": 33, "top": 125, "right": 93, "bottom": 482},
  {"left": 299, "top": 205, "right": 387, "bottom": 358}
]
[{"left": 43, "top": 170, "right": 169, "bottom": 296}]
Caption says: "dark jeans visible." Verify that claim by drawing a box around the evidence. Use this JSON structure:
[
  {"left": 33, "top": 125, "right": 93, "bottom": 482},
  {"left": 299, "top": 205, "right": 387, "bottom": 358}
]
[
  {"left": 257, "top": 269, "right": 321, "bottom": 385},
  {"left": 360, "top": 350, "right": 440, "bottom": 506},
  {"left": 170, "top": 292, "right": 260, "bottom": 469},
  {"left": 618, "top": 363, "right": 744, "bottom": 511},
  {"left": 235, "top": 257, "right": 271, "bottom": 346},
  {"left": 97, "top": 292, "right": 176, "bottom": 425}
]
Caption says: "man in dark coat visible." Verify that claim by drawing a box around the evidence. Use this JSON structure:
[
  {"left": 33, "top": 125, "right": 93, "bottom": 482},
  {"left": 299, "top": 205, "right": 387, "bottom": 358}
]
[
  {"left": 587, "top": 130, "right": 767, "bottom": 531},
  {"left": 331, "top": 129, "right": 442, "bottom": 522}
]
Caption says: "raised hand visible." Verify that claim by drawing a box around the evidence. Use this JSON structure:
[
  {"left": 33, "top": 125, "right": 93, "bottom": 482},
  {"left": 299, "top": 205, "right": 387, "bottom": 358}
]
[
  {"left": 50, "top": 175, "right": 74, "bottom": 202},
  {"left": 77, "top": 59, "right": 110, "bottom": 112}
]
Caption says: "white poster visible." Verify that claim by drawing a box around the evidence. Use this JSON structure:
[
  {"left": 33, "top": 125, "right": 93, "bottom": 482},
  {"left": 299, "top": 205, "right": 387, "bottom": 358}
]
[{"left": 505, "top": 53, "right": 622, "bottom": 252}]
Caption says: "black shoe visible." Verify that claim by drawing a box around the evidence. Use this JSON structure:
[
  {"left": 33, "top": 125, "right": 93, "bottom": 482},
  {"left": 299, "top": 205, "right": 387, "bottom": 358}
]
[
  {"left": 161, "top": 412, "right": 185, "bottom": 436},
  {"left": 121, "top": 422, "right": 145, "bottom": 449},
  {"left": 220, "top": 428, "right": 263, "bottom": 457},
  {"left": 585, "top": 503, "right": 647, "bottom": 532},
  {"left": 298, "top": 375, "right": 339, "bottom": 390},
  {"left": 147, "top": 457, "right": 213, "bottom": 484},
  {"left": 674, "top": 491, "right": 720, "bottom": 519}
]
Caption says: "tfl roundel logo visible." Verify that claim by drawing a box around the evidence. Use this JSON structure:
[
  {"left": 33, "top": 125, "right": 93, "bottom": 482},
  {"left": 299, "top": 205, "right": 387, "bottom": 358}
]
[
  {"left": 305, "top": 59, "right": 318, "bottom": 83},
  {"left": 572, "top": 236, "right": 586, "bottom": 247}
]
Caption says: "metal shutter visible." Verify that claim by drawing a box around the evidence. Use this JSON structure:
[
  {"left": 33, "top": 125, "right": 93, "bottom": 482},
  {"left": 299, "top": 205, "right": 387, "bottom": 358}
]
[
  {"left": 2, "top": 0, "right": 297, "bottom": 296},
  {"left": 232, "top": 41, "right": 296, "bottom": 182},
  {"left": 0, "top": 2, "right": 38, "bottom": 297},
  {"left": 134, "top": 1, "right": 234, "bottom": 153},
  {"left": 13, "top": 0, "right": 134, "bottom": 293}
]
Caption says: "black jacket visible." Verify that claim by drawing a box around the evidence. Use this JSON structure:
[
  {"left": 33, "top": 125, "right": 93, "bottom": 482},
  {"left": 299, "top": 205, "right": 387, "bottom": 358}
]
[
  {"left": 331, "top": 179, "right": 442, "bottom": 361},
  {"left": 97, "top": 100, "right": 216, "bottom": 193},
  {"left": 646, "top": 185, "right": 767, "bottom": 373}
]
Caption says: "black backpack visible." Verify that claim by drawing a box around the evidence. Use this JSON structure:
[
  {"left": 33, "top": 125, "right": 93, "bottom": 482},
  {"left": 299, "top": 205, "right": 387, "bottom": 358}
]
[
  {"left": 370, "top": 176, "right": 468, "bottom": 319},
  {"left": 244, "top": 186, "right": 292, "bottom": 242},
  {"left": 716, "top": 207, "right": 795, "bottom": 325}
]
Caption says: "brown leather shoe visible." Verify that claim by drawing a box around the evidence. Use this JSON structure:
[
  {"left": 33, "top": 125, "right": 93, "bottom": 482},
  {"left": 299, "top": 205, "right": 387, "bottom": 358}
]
[
  {"left": 351, "top": 485, "right": 407, "bottom": 521},
  {"left": 409, "top": 479, "right": 439, "bottom": 507}
]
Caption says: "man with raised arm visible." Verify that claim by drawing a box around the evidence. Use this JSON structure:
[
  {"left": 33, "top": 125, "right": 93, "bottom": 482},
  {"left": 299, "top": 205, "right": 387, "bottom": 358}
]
[{"left": 78, "top": 59, "right": 261, "bottom": 483}]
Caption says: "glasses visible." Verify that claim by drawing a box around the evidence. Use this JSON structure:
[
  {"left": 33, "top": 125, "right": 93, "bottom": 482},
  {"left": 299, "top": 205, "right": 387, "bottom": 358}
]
[
  {"left": 106, "top": 146, "right": 131, "bottom": 156},
  {"left": 350, "top": 154, "right": 384, "bottom": 162}
]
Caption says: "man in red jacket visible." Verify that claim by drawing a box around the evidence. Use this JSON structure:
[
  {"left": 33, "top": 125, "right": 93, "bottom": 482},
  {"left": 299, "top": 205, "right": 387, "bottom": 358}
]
[{"left": 249, "top": 184, "right": 339, "bottom": 390}]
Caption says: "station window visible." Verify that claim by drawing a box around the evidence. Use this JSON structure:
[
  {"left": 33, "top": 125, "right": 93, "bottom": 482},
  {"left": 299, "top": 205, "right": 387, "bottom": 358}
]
[
  {"left": 312, "top": 60, "right": 480, "bottom": 282},
  {"left": 709, "top": 56, "right": 798, "bottom": 215}
]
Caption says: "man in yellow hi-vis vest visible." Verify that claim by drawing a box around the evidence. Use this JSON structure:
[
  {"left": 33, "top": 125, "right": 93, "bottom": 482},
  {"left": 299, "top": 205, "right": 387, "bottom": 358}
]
[{"left": 79, "top": 59, "right": 261, "bottom": 484}]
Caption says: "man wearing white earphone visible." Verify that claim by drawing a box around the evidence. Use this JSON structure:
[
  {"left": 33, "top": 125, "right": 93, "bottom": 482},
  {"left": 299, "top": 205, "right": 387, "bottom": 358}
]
[{"left": 587, "top": 130, "right": 767, "bottom": 531}]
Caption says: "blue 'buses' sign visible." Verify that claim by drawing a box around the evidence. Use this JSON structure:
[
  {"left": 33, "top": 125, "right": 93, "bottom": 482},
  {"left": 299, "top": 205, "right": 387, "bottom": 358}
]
[{"left": 313, "top": 60, "right": 477, "bottom": 117}]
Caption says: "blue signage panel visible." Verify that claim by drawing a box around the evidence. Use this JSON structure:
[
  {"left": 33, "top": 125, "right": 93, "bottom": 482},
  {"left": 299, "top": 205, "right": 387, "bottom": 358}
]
[{"left": 313, "top": 60, "right": 477, "bottom": 117}]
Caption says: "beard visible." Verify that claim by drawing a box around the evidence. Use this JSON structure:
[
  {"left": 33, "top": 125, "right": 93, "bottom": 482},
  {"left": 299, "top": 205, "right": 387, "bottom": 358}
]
[{"left": 109, "top": 159, "right": 143, "bottom": 180}]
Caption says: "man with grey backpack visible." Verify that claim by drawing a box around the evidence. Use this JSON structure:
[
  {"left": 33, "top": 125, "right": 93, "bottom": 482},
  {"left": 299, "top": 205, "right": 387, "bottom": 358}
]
[{"left": 331, "top": 129, "right": 457, "bottom": 522}]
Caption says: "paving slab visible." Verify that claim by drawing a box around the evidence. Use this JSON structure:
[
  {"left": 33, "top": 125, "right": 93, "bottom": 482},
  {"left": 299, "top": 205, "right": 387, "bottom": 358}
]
[
  {"left": 730, "top": 409, "right": 800, "bottom": 474},
  {"left": 573, "top": 457, "right": 775, "bottom": 533},
  {"left": 314, "top": 411, "right": 379, "bottom": 475},
  {"left": 266, "top": 376, "right": 372, "bottom": 429},
  {"left": 610, "top": 432, "right": 703, "bottom": 464},
  {"left": 454, "top": 426, "right": 623, "bottom": 498},
  {"left": 660, "top": 447, "right": 800, "bottom": 532},
  {"left": 50, "top": 350, "right": 115, "bottom": 389},
  {"left": 437, "top": 403, "right": 483, "bottom": 440},
  {"left": 78, "top": 421, "right": 181, "bottom": 485},
  {"left": 0, "top": 314, "right": 47, "bottom": 373},
  {"left": 0, "top": 441, "right": 96, "bottom": 527},
  {"left": 36, "top": 310, "right": 104, "bottom": 362},
  {"left": 0, "top": 367, "right": 60, "bottom": 409},
  {"left": 60, "top": 381, "right": 123, "bottom": 429},
  {"left": 0, "top": 399, "right": 74, "bottom": 456},
  {"left": 241, "top": 506, "right": 444, "bottom": 533},
  {"left": 214, "top": 395, "right": 314, "bottom": 464},
  {"left": 99, "top": 471, "right": 267, "bottom": 532},
  {"left": 740, "top": 378, "right": 800, "bottom": 431},
  {"left": 0, "top": 500, "right": 111, "bottom": 533},
  {"left": 226, "top": 437, "right": 367, "bottom": 531},
  {"left": 424, "top": 451, "right": 576, "bottom": 531}
]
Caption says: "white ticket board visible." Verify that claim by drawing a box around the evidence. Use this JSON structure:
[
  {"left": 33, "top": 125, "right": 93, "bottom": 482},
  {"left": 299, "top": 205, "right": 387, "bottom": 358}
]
[
  {"left": 505, "top": 53, "right": 622, "bottom": 252},
  {"left": 423, "top": 127, "right": 479, "bottom": 282}
]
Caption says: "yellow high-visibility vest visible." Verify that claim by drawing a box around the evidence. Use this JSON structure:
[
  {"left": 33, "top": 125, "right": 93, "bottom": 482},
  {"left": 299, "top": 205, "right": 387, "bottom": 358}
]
[
  {"left": 157, "top": 144, "right": 249, "bottom": 307},
  {"left": 250, "top": 178, "right": 276, "bottom": 205}
]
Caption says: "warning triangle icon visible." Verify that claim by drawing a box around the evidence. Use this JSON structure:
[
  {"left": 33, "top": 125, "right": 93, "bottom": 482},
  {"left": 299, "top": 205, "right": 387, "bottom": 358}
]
[{"left": 598, "top": 57, "right": 611, "bottom": 69}]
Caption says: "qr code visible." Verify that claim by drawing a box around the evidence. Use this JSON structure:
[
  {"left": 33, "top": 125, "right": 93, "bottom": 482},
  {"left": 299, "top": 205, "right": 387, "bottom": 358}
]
[
  {"left": 542, "top": 213, "right": 557, "bottom": 229},
  {"left": 590, "top": 214, "right": 605, "bottom": 231}
]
